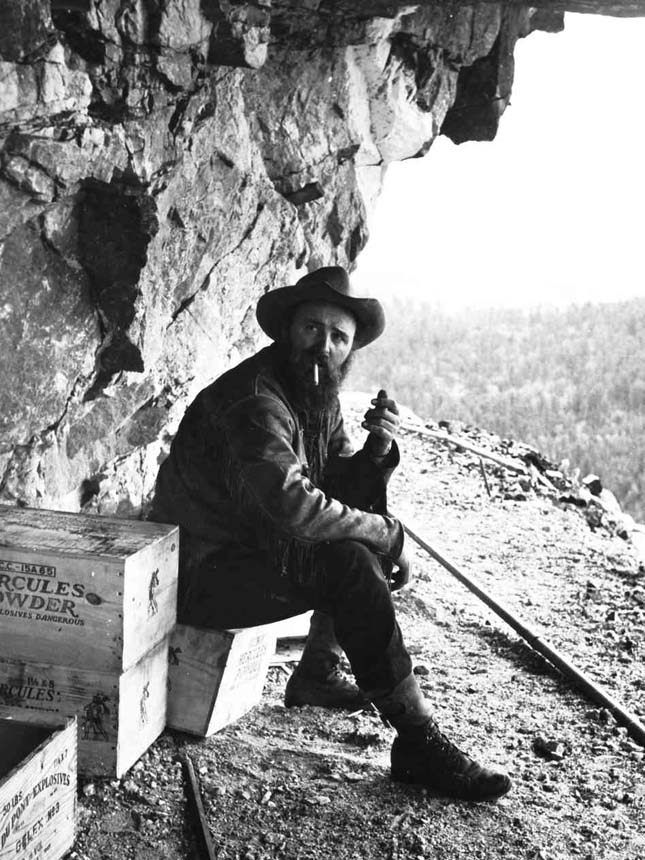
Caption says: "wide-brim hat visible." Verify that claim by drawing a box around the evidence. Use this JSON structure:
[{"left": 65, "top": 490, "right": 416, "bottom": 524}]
[{"left": 256, "top": 266, "right": 385, "bottom": 349}]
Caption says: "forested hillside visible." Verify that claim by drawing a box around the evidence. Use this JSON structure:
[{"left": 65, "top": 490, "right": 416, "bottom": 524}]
[{"left": 350, "top": 296, "right": 645, "bottom": 521}]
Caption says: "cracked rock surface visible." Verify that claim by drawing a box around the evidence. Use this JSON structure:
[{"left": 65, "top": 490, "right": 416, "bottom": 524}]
[
  {"left": 0, "top": 0, "right": 566, "bottom": 512},
  {"left": 0, "top": 0, "right": 640, "bottom": 512}
]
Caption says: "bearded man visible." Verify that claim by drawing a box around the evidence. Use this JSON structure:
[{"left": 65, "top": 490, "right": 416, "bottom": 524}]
[{"left": 151, "top": 266, "right": 511, "bottom": 802}]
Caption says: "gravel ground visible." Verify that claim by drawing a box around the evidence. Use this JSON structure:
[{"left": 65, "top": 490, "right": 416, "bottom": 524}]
[{"left": 71, "top": 397, "right": 645, "bottom": 860}]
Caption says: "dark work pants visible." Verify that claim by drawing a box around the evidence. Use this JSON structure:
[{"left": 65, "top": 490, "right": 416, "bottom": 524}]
[{"left": 181, "top": 540, "right": 412, "bottom": 695}]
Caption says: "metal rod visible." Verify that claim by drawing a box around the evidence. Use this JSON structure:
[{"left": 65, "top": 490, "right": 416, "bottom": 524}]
[
  {"left": 401, "top": 422, "right": 528, "bottom": 475},
  {"left": 181, "top": 751, "right": 217, "bottom": 860},
  {"left": 403, "top": 521, "right": 645, "bottom": 748}
]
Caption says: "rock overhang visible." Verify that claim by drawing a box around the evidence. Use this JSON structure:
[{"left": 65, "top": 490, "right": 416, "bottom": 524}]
[{"left": 0, "top": 0, "right": 642, "bottom": 510}]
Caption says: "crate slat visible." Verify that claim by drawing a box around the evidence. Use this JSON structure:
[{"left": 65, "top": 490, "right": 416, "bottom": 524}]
[
  {"left": 0, "top": 507, "right": 175, "bottom": 558},
  {"left": 0, "top": 718, "right": 76, "bottom": 860}
]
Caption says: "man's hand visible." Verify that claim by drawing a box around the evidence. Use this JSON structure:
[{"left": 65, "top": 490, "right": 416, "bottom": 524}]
[
  {"left": 362, "top": 388, "right": 400, "bottom": 458},
  {"left": 389, "top": 546, "right": 411, "bottom": 591}
]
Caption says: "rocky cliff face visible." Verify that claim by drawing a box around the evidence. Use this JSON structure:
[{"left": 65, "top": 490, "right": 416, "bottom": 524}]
[{"left": 0, "top": 1, "right": 636, "bottom": 515}]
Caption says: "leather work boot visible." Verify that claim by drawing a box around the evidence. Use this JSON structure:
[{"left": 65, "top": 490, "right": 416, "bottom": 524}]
[
  {"left": 373, "top": 674, "right": 512, "bottom": 802},
  {"left": 284, "top": 611, "right": 369, "bottom": 711}
]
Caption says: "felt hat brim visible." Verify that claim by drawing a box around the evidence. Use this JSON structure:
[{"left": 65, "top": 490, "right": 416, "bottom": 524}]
[{"left": 256, "top": 267, "right": 385, "bottom": 349}]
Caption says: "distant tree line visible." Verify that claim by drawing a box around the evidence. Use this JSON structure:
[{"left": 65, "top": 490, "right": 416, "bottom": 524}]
[{"left": 350, "top": 296, "right": 645, "bottom": 522}]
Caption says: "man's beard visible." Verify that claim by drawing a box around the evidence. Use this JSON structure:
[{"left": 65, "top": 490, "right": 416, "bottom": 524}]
[{"left": 277, "top": 343, "right": 354, "bottom": 414}]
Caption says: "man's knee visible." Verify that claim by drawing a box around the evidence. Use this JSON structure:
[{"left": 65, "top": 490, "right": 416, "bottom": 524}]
[
  {"left": 321, "top": 539, "right": 373, "bottom": 558},
  {"left": 317, "top": 539, "right": 390, "bottom": 597},
  {"left": 319, "top": 539, "right": 378, "bottom": 567}
]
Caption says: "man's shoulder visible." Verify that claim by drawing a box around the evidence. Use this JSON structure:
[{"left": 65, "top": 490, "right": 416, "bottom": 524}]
[{"left": 198, "top": 345, "right": 289, "bottom": 414}]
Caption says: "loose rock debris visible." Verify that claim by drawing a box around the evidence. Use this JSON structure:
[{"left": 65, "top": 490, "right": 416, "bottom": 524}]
[{"left": 72, "top": 403, "right": 644, "bottom": 860}]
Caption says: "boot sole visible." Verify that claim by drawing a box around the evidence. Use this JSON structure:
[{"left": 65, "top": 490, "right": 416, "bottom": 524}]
[
  {"left": 391, "top": 767, "right": 512, "bottom": 802},
  {"left": 285, "top": 696, "right": 369, "bottom": 710}
]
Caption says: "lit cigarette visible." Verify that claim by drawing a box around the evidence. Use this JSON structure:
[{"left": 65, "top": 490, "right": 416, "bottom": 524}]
[{"left": 313, "top": 363, "right": 319, "bottom": 386}]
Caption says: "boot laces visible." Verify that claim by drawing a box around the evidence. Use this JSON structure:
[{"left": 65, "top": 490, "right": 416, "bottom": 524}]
[
  {"left": 424, "top": 719, "right": 476, "bottom": 772},
  {"left": 299, "top": 661, "right": 354, "bottom": 689},
  {"left": 327, "top": 664, "right": 347, "bottom": 682}
]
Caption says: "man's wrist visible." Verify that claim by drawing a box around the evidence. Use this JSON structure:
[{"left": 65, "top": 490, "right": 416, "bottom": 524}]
[
  {"left": 368, "top": 437, "right": 392, "bottom": 460},
  {"left": 366, "top": 439, "right": 400, "bottom": 469},
  {"left": 370, "top": 446, "right": 391, "bottom": 462}
]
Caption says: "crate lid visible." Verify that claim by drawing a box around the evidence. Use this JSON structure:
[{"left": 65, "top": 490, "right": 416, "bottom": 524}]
[{"left": 0, "top": 505, "right": 178, "bottom": 559}]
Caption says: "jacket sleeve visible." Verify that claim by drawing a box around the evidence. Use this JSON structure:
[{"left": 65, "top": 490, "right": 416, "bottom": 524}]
[
  {"left": 220, "top": 394, "right": 403, "bottom": 560},
  {"left": 324, "top": 405, "right": 400, "bottom": 511}
]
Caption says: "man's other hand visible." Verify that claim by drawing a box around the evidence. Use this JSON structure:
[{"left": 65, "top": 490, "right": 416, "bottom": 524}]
[
  {"left": 389, "top": 547, "right": 411, "bottom": 591},
  {"left": 362, "top": 388, "right": 400, "bottom": 457}
]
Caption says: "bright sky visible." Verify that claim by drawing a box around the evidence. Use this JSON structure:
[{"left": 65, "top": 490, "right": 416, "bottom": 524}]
[{"left": 354, "top": 13, "right": 645, "bottom": 310}]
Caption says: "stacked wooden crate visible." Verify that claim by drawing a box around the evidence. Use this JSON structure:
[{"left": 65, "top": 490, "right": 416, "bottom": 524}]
[{"left": 0, "top": 506, "right": 178, "bottom": 778}]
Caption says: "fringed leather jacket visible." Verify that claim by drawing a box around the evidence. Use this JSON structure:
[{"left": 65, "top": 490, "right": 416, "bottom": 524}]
[{"left": 150, "top": 344, "right": 404, "bottom": 587}]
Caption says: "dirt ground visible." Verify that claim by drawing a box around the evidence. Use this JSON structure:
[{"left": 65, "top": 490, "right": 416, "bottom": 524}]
[{"left": 70, "top": 397, "right": 645, "bottom": 860}]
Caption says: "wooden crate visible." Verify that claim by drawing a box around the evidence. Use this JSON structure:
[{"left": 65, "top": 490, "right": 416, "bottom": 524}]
[
  {"left": 0, "top": 639, "right": 168, "bottom": 778},
  {"left": 0, "top": 718, "right": 76, "bottom": 860},
  {"left": 0, "top": 506, "right": 178, "bottom": 672},
  {"left": 167, "top": 624, "right": 276, "bottom": 736}
]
